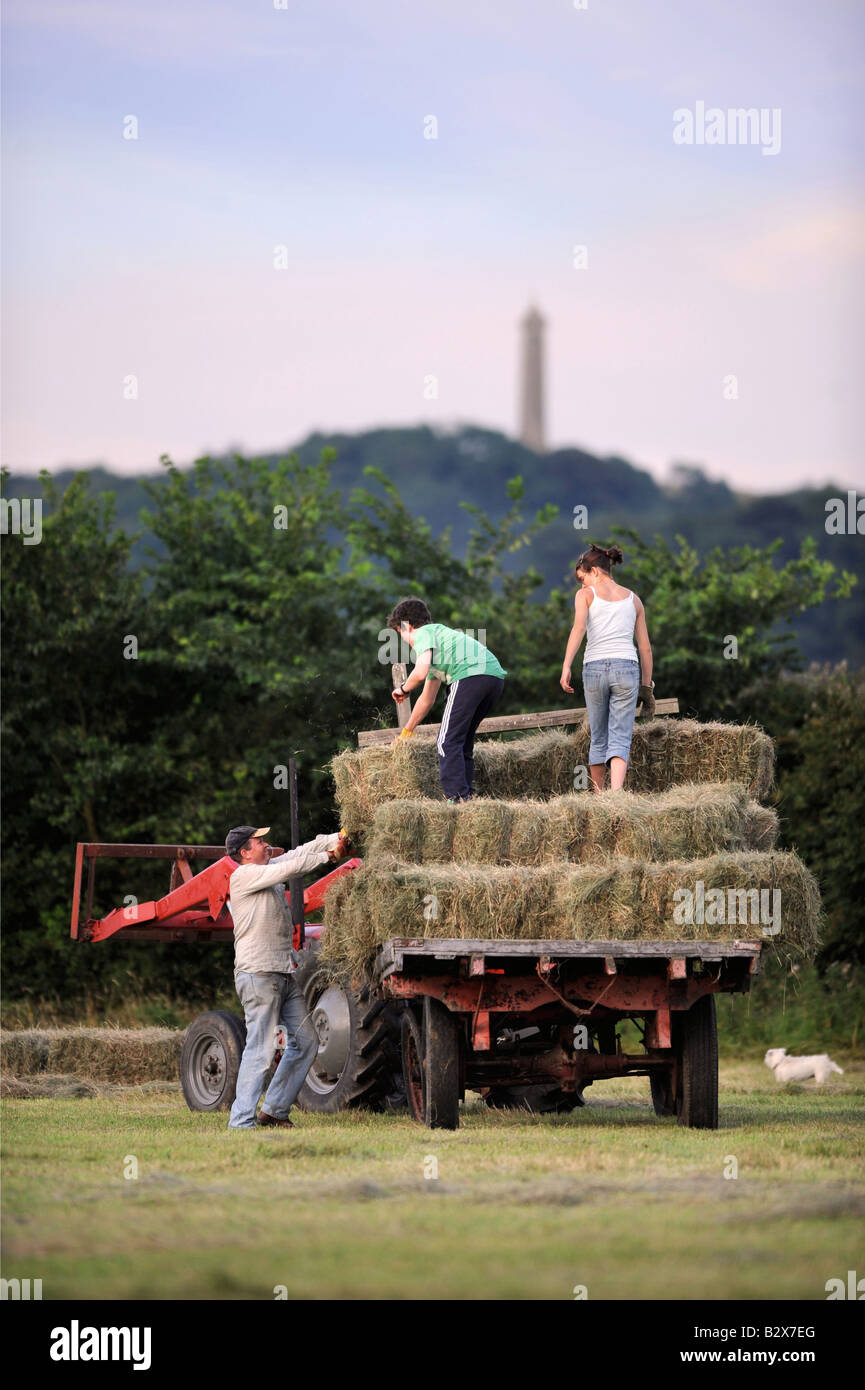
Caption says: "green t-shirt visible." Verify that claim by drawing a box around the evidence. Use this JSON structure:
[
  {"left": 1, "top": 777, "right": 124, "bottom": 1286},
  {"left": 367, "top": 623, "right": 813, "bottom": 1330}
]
[{"left": 411, "top": 623, "right": 507, "bottom": 685}]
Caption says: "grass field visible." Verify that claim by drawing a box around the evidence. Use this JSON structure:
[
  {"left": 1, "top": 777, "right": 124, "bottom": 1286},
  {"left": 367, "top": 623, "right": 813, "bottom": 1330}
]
[{"left": 3, "top": 1060, "right": 863, "bottom": 1301}]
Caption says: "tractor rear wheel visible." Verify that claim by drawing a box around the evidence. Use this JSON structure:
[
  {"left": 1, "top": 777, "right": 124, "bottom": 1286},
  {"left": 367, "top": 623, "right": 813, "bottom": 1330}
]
[
  {"left": 181, "top": 1010, "right": 246, "bottom": 1112},
  {"left": 677, "top": 994, "right": 719, "bottom": 1129},
  {"left": 294, "top": 946, "right": 404, "bottom": 1114}
]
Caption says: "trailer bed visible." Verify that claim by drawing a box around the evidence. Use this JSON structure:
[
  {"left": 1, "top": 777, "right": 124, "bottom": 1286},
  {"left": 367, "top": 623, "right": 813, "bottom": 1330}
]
[{"left": 377, "top": 937, "right": 763, "bottom": 977}]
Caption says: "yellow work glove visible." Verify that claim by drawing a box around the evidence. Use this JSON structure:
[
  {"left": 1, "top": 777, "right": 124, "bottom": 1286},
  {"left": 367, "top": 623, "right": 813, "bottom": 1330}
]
[{"left": 397, "top": 727, "right": 415, "bottom": 741}]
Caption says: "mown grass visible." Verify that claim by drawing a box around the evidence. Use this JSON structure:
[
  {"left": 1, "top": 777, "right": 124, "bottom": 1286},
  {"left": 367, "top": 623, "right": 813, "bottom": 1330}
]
[{"left": 2, "top": 1061, "right": 862, "bottom": 1301}]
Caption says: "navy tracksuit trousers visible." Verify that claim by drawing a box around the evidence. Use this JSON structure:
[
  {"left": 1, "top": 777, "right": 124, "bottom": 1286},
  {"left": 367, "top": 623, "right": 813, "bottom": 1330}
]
[{"left": 436, "top": 674, "right": 505, "bottom": 800}]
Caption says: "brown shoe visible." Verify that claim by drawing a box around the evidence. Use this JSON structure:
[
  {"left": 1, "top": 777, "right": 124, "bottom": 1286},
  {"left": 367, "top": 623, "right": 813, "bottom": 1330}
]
[{"left": 256, "top": 1110, "right": 295, "bottom": 1128}]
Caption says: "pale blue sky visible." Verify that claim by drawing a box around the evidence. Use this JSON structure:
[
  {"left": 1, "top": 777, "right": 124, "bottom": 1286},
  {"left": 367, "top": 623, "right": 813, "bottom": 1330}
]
[{"left": 3, "top": 0, "right": 863, "bottom": 488}]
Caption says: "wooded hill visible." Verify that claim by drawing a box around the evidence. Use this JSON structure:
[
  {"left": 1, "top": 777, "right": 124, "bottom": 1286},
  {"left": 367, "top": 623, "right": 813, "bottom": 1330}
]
[{"left": 5, "top": 425, "right": 861, "bottom": 667}]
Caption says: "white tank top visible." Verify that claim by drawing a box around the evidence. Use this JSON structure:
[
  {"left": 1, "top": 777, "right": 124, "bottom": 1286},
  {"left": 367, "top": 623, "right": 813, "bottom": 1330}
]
[{"left": 583, "top": 587, "right": 638, "bottom": 662}]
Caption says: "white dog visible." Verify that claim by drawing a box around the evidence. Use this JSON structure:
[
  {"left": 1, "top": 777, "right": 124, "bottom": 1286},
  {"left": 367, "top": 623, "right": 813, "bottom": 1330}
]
[{"left": 764, "top": 1047, "right": 844, "bottom": 1084}]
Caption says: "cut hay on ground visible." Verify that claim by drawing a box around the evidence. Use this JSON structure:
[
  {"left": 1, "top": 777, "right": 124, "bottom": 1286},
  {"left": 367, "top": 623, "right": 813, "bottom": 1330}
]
[
  {"left": 0, "top": 1028, "right": 183, "bottom": 1083},
  {"left": 331, "top": 720, "right": 775, "bottom": 837},
  {"left": 0, "top": 1074, "right": 181, "bottom": 1099},
  {"left": 320, "top": 851, "right": 820, "bottom": 977},
  {"left": 367, "top": 783, "right": 777, "bottom": 866}
]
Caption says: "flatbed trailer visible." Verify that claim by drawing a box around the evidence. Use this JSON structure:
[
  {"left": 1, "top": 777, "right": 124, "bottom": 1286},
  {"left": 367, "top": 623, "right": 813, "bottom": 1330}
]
[
  {"left": 69, "top": 689, "right": 761, "bottom": 1128},
  {"left": 374, "top": 935, "right": 761, "bottom": 1128}
]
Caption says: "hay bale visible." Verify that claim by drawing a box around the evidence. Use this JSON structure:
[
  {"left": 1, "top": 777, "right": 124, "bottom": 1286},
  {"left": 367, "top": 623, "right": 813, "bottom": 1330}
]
[
  {"left": 368, "top": 783, "right": 776, "bottom": 866},
  {"left": 474, "top": 730, "right": 577, "bottom": 800},
  {"left": 331, "top": 739, "right": 443, "bottom": 839},
  {"left": 331, "top": 730, "right": 576, "bottom": 838},
  {"left": 321, "top": 850, "right": 820, "bottom": 976},
  {"left": 0, "top": 1028, "right": 182, "bottom": 1083},
  {"left": 321, "top": 858, "right": 557, "bottom": 977},
  {"left": 571, "top": 719, "right": 775, "bottom": 801},
  {"left": 743, "top": 803, "right": 779, "bottom": 852},
  {"left": 332, "top": 720, "right": 775, "bottom": 837}
]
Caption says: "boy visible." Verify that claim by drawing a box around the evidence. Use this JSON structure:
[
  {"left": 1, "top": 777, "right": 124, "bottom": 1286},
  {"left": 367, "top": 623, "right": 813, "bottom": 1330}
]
[{"left": 387, "top": 598, "right": 506, "bottom": 802}]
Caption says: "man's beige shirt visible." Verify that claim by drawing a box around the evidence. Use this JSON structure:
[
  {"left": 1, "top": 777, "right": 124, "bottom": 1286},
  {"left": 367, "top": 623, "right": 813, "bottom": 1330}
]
[{"left": 229, "top": 834, "right": 341, "bottom": 976}]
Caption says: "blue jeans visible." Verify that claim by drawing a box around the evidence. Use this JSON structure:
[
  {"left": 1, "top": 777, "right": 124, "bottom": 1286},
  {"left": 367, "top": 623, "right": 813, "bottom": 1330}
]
[
  {"left": 582, "top": 659, "right": 640, "bottom": 765},
  {"left": 228, "top": 970, "right": 318, "bottom": 1129}
]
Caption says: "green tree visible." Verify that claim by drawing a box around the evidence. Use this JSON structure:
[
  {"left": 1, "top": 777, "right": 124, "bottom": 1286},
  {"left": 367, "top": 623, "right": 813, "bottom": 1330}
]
[
  {"left": 609, "top": 529, "right": 856, "bottom": 720},
  {"left": 752, "top": 664, "right": 865, "bottom": 967},
  {"left": 0, "top": 470, "right": 174, "bottom": 995}
]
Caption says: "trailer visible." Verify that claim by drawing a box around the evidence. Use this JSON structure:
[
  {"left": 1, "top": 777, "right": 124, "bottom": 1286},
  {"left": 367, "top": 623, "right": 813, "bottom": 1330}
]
[
  {"left": 69, "top": 690, "right": 763, "bottom": 1129},
  {"left": 378, "top": 935, "right": 760, "bottom": 1129}
]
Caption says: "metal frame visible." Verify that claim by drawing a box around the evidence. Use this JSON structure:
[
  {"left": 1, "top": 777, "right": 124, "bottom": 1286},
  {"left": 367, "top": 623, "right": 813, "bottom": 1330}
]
[
  {"left": 70, "top": 842, "right": 360, "bottom": 945},
  {"left": 376, "top": 936, "right": 761, "bottom": 1087}
]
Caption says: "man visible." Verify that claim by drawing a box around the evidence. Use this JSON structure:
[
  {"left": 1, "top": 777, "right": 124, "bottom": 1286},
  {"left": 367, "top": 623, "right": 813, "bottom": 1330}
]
[
  {"left": 387, "top": 597, "right": 506, "bottom": 802},
  {"left": 225, "top": 823, "right": 347, "bottom": 1130}
]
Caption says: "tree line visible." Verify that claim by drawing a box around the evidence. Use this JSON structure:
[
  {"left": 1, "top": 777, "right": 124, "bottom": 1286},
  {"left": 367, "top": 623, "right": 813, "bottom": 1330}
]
[{"left": 1, "top": 451, "right": 861, "bottom": 1004}]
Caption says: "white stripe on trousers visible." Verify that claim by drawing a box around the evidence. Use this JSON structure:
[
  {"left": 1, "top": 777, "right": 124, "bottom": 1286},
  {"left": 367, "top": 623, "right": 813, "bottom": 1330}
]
[{"left": 436, "top": 679, "right": 460, "bottom": 755}]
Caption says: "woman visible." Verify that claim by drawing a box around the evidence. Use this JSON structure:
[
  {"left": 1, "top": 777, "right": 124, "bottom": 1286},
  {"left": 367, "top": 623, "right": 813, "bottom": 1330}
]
[{"left": 560, "top": 544, "right": 654, "bottom": 791}]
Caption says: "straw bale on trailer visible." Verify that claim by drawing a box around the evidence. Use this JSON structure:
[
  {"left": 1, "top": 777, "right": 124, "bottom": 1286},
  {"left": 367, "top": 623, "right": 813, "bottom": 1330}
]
[
  {"left": 572, "top": 719, "right": 775, "bottom": 801},
  {"left": 368, "top": 783, "right": 778, "bottom": 866},
  {"left": 320, "top": 850, "right": 821, "bottom": 978},
  {"left": 331, "top": 720, "right": 775, "bottom": 837}
]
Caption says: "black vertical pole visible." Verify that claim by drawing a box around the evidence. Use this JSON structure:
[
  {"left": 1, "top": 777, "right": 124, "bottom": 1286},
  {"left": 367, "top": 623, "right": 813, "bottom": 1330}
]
[{"left": 289, "top": 757, "right": 304, "bottom": 948}]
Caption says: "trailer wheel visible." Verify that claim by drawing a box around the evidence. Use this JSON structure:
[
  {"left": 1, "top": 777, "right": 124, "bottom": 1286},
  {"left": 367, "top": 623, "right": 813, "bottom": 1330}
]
[
  {"left": 293, "top": 946, "right": 403, "bottom": 1114},
  {"left": 181, "top": 1010, "right": 246, "bottom": 1112},
  {"left": 422, "top": 995, "right": 461, "bottom": 1129},
  {"left": 401, "top": 1008, "right": 425, "bottom": 1123},
  {"left": 677, "top": 994, "right": 718, "bottom": 1130}
]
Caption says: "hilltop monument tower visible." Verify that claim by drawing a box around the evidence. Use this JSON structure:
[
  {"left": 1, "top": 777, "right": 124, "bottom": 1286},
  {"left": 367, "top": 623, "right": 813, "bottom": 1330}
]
[{"left": 519, "top": 305, "right": 546, "bottom": 453}]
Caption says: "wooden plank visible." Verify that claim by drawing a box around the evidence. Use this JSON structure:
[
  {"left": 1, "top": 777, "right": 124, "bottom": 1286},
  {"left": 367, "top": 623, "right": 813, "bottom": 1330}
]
[
  {"left": 358, "top": 698, "right": 679, "bottom": 748},
  {"left": 392, "top": 663, "right": 411, "bottom": 730},
  {"left": 376, "top": 937, "right": 762, "bottom": 968}
]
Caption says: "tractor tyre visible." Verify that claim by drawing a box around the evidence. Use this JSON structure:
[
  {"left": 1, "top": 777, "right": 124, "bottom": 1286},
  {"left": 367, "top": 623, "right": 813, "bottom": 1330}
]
[
  {"left": 181, "top": 1009, "right": 246, "bottom": 1112},
  {"left": 294, "top": 944, "right": 404, "bottom": 1114}
]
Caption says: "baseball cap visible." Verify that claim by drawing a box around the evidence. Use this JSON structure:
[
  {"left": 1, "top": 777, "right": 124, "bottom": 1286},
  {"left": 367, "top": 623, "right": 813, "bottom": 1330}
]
[{"left": 225, "top": 825, "right": 271, "bottom": 857}]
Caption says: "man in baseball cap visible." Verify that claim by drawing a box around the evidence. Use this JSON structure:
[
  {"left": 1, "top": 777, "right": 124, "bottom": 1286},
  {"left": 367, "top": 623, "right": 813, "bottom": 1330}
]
[{"left": 225, "top": 822, "right": 349, "bottom": 1130}]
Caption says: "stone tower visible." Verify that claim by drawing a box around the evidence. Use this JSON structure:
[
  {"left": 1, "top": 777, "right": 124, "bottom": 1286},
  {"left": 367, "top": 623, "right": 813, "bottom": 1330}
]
[{"left": 519, "top": 305, "right": 546, "bottom": 453}]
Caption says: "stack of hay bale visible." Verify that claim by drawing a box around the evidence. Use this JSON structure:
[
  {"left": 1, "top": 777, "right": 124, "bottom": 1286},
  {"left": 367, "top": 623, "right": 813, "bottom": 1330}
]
[{"left": 322, "top": 719, "right": 821, "bottom": 979}]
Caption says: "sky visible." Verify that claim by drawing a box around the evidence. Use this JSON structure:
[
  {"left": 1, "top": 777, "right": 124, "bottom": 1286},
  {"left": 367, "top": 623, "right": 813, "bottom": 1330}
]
[{"left": 2, "top": 0, "right": 863, "bottom": 490}]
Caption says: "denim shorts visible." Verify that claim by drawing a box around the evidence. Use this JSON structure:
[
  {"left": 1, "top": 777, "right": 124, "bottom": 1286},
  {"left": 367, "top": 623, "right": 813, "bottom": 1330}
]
[{"left": 581, "top": 659, "right": 640, "bottom": 765}]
